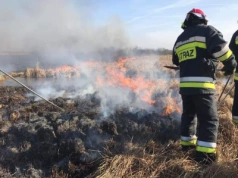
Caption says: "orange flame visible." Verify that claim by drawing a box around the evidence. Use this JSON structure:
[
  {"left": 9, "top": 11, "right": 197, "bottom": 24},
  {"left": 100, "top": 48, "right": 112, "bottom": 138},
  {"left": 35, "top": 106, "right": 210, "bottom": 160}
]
[
  {"left": 47, "top": 57, "right": 182, "bottom": 110},
  {"left": 161, "top": 105, "right": 173, "bottom": 116},
  {"left": 117, "top": 57, "right": 136, "bottom": 72},
  {"left": 161, "top": 100, "right": 182, "bottom": 116},
  {"left": 95, "top": 64, "right": 156, "bottom": 105}
]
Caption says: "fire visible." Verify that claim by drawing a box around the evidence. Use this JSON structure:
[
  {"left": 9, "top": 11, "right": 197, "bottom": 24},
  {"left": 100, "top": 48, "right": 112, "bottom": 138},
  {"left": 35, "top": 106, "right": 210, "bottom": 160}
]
[
  {"left": 117, "top": 57, "right": 136, "bottom": 72},
  {"left": 161, "top": 100, "right": 182, "bottom": 116},
  {"left": 162, "top": 105, "right": 173, "bottom": 116},
  {"left": 96, "top": 63, "right": 156, "bottom": 105},
  {"left": 43, "top": 57, "right": 182, "bottom": 113}
]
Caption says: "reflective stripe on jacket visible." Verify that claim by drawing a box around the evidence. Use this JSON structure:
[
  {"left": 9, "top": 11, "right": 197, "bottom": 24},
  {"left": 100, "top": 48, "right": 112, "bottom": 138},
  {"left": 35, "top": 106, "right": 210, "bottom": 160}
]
[{"left": 180, "top": 76, "right": 215, "bottom": 89}]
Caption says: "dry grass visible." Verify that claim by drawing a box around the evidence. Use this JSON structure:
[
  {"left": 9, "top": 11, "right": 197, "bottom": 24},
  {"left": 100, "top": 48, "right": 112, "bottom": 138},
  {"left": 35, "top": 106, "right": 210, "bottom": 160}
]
[
  {"left": 94, "top": 134, "right": 238, "bottom": 178},
  {"left": 93, "top": 116, "right": 238, "bottom": 178},
  {"left": 23, "top": 66, "right": 80, "bottom": 78}
]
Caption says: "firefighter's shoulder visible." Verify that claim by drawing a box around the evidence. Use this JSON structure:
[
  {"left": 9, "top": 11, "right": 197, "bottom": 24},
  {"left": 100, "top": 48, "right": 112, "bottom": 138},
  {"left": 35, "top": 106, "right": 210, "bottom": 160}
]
[
  {"left": 203, "top": 25, "right": 224, "bottom": 38},
  {"left": 205, "top": 25, "right": 221, "bottom": 33}
]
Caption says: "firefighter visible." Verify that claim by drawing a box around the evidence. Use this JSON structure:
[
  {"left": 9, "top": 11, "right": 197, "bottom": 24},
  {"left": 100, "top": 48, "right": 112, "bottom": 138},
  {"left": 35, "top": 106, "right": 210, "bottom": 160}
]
[
  {"left": 229, "top": 29, "right": 238, "bottom": 124},
  {"left": 172, "top": 8, "right": 237, "bottom": 164}
]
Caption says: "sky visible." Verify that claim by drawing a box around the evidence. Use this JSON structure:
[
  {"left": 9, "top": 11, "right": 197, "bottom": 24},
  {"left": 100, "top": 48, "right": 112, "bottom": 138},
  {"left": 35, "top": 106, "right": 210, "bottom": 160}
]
[{"left": 86, "top": 0, "right": 238, "bottom": 49}]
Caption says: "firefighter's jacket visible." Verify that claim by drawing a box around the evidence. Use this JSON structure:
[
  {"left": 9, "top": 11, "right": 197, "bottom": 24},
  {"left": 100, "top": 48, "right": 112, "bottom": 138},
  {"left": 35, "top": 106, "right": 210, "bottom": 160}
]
[
  {"left": 172, "top": 24, "right": 237, "bottom": 95},
  {"left": 229, "top": 30, "right": 238, "bottom": 81}
]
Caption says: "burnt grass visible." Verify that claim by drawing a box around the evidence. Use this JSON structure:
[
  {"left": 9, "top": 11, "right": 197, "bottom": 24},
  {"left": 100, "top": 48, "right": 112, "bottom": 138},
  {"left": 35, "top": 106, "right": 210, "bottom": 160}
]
[
  {"left": 0, "top": 86, "right": 182, "bottom": 178},
  {"left": 0, "top": 83, "right": 237, "bottom": 177}
]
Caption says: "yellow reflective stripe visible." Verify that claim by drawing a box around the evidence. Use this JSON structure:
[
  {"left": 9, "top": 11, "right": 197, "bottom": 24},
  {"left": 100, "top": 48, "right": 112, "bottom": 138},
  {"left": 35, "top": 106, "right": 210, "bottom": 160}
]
[
  {"left": 181, "top": 139, "right": 197, "bottom": 146},
  {"left": 236, "top": 40, "right": 238, "bottom": 45},
  {"left": 196, "top": 146, "right": 216, "bottom": 153},
  {"left": 180, "top": 82, "right": 215, "bottom": 89},
  {"left": 175, "top": 42, "right": 206, "bottom": 53},
  {"left": 217, "top": 49, "right": 232, "bottom": 61},
  {"left": 181, "top": 22, "right": 185, "bottom": 28}
]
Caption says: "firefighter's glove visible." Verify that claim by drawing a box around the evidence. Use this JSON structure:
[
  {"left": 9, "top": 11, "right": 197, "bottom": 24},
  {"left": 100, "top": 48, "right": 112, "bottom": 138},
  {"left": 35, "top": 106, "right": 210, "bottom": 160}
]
[{"left": 221, "top": 67, "right": 234, "bottom": 76}]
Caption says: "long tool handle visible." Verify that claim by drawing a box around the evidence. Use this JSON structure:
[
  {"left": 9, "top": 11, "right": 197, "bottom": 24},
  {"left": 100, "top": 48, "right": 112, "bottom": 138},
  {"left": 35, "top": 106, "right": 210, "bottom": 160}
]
[
  {"left": 164, "top": 66, "right": 222, "bottom": 71},
  {"left": 217, "top": 84, "right": 235, "bottom": 108},
  {"left": 218, "top": 74, "right": 232, "bottom": 102},
  {"left": 164, "top": 66, "right": 180, "bottom": 70},
  {"left": 0, "top": 69, "right": 65, "bottom": 112}
]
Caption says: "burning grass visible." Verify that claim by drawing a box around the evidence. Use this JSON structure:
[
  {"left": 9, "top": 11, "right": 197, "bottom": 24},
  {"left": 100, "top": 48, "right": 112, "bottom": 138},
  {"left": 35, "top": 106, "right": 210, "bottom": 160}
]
[{"left": 0, "top": 55, "right": 237, "bottom": 177}]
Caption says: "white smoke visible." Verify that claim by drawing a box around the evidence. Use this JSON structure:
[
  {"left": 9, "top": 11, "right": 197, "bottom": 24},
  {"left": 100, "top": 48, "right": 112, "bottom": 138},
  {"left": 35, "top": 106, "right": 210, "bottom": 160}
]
[
  {"left": 22, "top": 56, "right": 180, "bottom": 118},
  {"left": 0, "top": 0, "right": 129, "bottom": 59}
]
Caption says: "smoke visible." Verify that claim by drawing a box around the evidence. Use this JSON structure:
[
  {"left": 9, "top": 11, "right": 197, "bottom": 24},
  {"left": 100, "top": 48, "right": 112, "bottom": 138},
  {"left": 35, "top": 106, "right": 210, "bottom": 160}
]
[
  {"left": 0, "top": 0, "right": 129, "bottom": 64},
  {"left": 21, "top": 56, "right": 181, "bottom": 120}
]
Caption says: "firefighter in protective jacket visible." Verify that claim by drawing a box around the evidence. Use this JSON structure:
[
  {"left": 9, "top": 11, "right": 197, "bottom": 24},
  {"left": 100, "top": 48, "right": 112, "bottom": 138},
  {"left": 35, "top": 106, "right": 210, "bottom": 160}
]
[
  {"left": 229, "top": 30, "right": 238, "bottom": 123},
  {"left": 172, "top": 8, "right": 237, "bottom": 164}
]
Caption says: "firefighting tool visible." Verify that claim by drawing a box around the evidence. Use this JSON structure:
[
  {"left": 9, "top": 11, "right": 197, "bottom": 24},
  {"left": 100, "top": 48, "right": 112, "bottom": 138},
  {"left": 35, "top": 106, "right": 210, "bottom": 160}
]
[
  {"left": 164, "top": 66, "right": 222, "bottom": 71},
  {"left": 0, "top": 69, "right": 65, "bottom": 112},
  {"left": 217, "top": 74, "right": 232, "bottom": 102},
  {"left": 164, "top": 66, "right": 180, "bottom": 70},
  {"left": 217, "top": 84, "right": 235, "bottom": 108}
]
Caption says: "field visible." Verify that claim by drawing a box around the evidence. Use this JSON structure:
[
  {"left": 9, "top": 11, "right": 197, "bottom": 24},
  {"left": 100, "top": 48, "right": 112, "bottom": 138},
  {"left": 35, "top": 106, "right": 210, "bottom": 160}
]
[{"left": 0, "top": 55, "right": 236, "bottom": 178}]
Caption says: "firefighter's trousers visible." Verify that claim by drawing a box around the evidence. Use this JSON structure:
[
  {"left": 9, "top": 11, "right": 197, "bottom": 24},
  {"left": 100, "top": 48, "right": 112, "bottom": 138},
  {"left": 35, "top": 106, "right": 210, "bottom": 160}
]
[
  {"left": 232, "top": 81, "right": 238, "bottom": 123},
  {"left": 180, "top": 94, "right": 218, "bottom": 154}
]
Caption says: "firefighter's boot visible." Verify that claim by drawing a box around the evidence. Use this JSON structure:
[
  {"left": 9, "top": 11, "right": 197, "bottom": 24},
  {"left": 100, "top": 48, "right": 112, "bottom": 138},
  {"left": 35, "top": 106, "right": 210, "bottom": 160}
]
[
  {"left": 181, "top": 145, "right": 196, "bottom": 152},
  {"left": 194, "top": 151, "right": 217, "bottom": 165}
]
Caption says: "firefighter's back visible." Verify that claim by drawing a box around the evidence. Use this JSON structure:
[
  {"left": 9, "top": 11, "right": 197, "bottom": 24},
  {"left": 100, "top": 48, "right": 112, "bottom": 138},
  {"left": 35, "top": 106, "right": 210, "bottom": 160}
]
[{"left": 175, "top": 24, "right": 218, "bottom": 95}]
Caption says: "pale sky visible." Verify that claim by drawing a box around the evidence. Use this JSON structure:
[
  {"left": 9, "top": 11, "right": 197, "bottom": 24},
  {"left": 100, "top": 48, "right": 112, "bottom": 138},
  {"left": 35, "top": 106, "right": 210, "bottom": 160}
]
[{"left": 89, "top": 0, "right": 238, "bottom": 49}]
